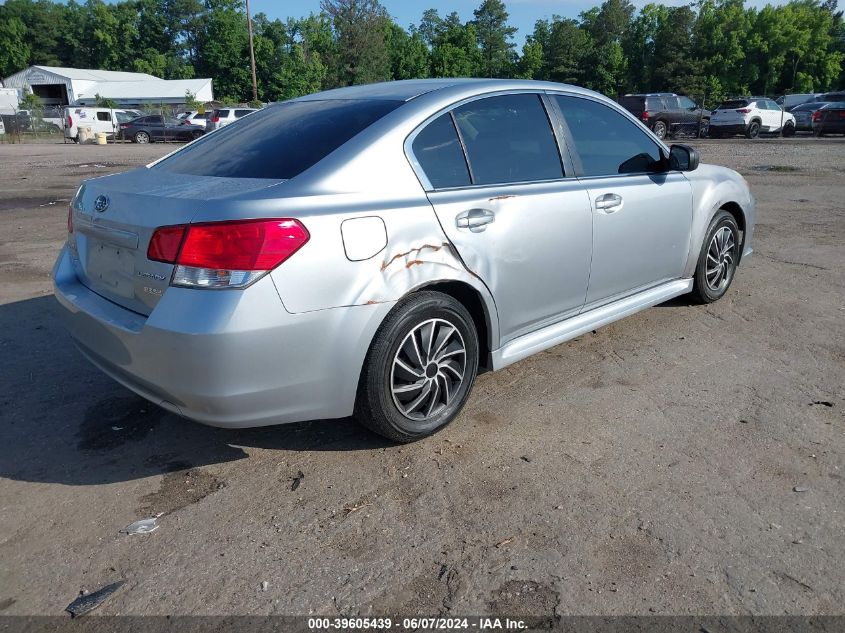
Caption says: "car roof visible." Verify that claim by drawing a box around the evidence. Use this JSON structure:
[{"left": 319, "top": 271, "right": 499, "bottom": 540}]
[{"left": 293, "top": 78, "right": 601, "bottom": 103}]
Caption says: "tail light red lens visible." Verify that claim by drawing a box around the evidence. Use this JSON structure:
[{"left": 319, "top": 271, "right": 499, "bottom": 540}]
[
  {"left": 812, "top": 111, "right": 822, "bottom": 121},
  {"left": 147, "top": 225, "right": 186, "bottom": 262},
  {"left": 67, "top": 115, "right": 73, "bottom": 128},
  {"left": 736, "top": 108, "right": 751, "bottom": 113},
  {"left": 641, "top": 111, "right": 649, "bottom": 121},
  {"left": 148, "top": 219, "right": 309, "bottom": 271}
]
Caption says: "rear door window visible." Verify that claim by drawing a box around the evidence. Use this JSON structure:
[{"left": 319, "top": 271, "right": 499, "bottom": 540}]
[
  {"left": 555, "top": 95, "right": 663, "bottom": 177},
  {"left": 452, "top": 94, "right": 563, "bottom": 185},
  {"left": 411, "top": 113, "right": 471, "bottom": 189},
  {"left": 155, "top": 99, "right": 403, "bottom": 180}
]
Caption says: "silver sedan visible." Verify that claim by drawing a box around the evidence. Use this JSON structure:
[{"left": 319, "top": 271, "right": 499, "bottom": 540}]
[{"left": 53, "top": 79, "right": 755, "bottom": 442}]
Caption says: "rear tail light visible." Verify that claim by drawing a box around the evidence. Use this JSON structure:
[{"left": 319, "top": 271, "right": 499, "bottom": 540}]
[
  {"left": 812, "top": 111, "right": 822, "bottom": 121},
  {"left": 67, "top": 115, "right": 73, "bottom": 128},
  {"left": 736, "top": 108, "right": 751, "bottom": 113},
  {"left": 147, "top": 219, "right": 309, "bottom": 289},
  {"left": 641, "top": 111, "right": 649, "bottom": 121},
  {"left": 839, "top": 111, "right": 845, "bottom": 119},
  {"left": 119, "top": 123, "right": 129, "bottom": 129}
]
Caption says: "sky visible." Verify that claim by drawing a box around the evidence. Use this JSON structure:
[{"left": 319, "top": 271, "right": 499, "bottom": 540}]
[{"left": 250, "top": 0, "right": 790, "bottom": 44}]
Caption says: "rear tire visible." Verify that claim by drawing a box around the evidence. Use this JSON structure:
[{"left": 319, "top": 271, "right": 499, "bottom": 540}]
[
  {"left": 745, "top": 121, "right": 761, "bottom": 139},
  {"left": 354, "top": 291, "right": 479, "bottom": 443},
  {"left": 134, "top": 131, "right": 150, "bottom": 144},
  {"left": 782, "top": 123, "right": 795, "bottom": 137},
  {"left": 653, "top": 120, "right": 668, "bottom": 139},
  {"left": 691, "top": 210, "right": 740, "bottom": 304}
]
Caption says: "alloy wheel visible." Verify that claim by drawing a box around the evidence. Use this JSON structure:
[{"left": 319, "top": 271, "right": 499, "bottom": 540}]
[
  {"left": 705, "top": 226, "right": 736, "bottom": 292},
  {"left": 390, "top": 318, "right": 467, "bottom": 421}
]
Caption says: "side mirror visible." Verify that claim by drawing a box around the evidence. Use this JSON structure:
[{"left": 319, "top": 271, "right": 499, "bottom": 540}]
[{"left": 669, "top": 144, "right": 699, "bottom": 172}]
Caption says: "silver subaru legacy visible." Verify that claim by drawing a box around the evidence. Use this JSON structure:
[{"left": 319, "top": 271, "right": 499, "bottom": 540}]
[{"left": 54, "top": 79, "right": 755, "bottom": 442}]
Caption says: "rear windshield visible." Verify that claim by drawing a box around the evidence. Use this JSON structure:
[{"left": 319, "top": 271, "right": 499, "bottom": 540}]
[
  {"left": 155, "top": 99, "right": 403, "bottom": 180},
  {"left": 717, "top": 100, "right": 750, "bottom": 109},
  {"left": 821, "top": 102, "right": 845, "bottom": 109},
  {"left": 619, "top": 96, "right": 644, "bottom": 111}
]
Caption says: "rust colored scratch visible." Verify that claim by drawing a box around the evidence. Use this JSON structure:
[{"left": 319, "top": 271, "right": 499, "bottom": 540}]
[
  {"left": 488, "top": 194, "right": 516, "bottom": 202},
  {"left": 405, "top": 259, "right": 425, "bottom": 268},
  {"left": 380, "top": 243, "right": 447, "bottom": 271}
]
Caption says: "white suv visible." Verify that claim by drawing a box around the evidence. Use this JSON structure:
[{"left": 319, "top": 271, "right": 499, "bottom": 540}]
[
  {"left": 207, "top": 107, "right": 259, "bottom": 132},
  {"left": 710, "top": 98, "right": 795, "bottom": 139}
]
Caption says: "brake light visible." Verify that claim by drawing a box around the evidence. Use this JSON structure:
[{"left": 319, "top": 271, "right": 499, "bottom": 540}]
[
  {"left": 812, "top": 111, "right": 822, "bottom": 121},
  {"left": 642, "top": 111, "right": 650, "bottom": 121},
  {"left": 736, "top": 108, "right": 751, "bottom": 113},
  {"left": 839, "top": 111, "right": 845, "bottom": 119},
  {"left": 147, "top": 219, "right": 309, "bottom": 288},
  {"left": 147, "top": 225, "right": 185, "bottom": 262},
  {"left": 119, "top": 123, "right": 129, "bottom": 129},
  {"left": 67, "top": 115, "right": 73, "bottom": 128}
]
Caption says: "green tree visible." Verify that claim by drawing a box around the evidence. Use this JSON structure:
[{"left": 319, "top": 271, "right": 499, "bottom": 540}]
[
  {"left": 194, "top": 0, "right": 250, "bottom": 101},
  {"left": 472, "top": 0, "right": 517, "bottom": 77},
  {"left": 320, "top": 0, "right": 391, "bottom": 85},
  {"left": 430, "top": 12, "right": 481, "bottom": 77},
  {"left": 0, "top": 16, "right": 31, "bottom": 76}
]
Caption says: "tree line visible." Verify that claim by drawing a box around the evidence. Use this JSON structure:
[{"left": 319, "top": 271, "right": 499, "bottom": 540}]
[{"left": 1, "top": 0, "right": 843, "bottom": 106}]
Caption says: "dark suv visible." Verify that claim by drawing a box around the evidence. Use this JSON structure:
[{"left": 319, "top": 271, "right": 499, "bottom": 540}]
[{"left": 618, "top": 93, "right": 710, "bottom": 139}]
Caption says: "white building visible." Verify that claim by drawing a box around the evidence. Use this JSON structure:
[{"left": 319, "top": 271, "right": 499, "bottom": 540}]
[{"left": 1, "top": 66, "right": 213, "bottom": 108}]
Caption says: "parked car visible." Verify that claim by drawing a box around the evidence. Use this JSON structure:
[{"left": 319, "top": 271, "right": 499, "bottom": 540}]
[
  {"left": 790, "top": 101, "right": 830, "bottom": 132},
  {"left": 54, "top": 79, "right": 755, "bottom": 442},
  {"left": 207, "top": 106, "right": 258, "bottom": 131},
  {"left": 709, "top": 98, "right": 795, "bottom": 138},
  {"left": 118, "top": 114, "right": 206, "bottom": 143},
  {"left": 815, "top": 91, "right": 845, "bottom": 103},
  {"left": 177, "top": 110, "right": 210, "bottom": 128},
  {"left": 812, "top": 102, "right": 845, "bottom": 136},
  {"left": 618, "top": 93, "right": 709, "bottom": 139},
  {"left": 775, "top": 93, "right": 819, "bottom": 111},
  {"left": 64, "top": 107, "right": 134, "bottom": 142}
]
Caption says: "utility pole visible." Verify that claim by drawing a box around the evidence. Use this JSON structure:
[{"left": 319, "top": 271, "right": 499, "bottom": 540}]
[{"left": 246, "top": 0, "right": 258, "bottom": 102}]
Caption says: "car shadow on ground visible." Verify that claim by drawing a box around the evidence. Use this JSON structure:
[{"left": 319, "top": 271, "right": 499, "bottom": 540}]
[{"left": 0, "top": 295, "right": 392, "bottom": 488}]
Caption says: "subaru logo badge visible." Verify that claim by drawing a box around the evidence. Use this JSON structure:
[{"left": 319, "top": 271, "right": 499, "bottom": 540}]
[{"left": 94, "top": 195, "right": 110, "bottom": 213}]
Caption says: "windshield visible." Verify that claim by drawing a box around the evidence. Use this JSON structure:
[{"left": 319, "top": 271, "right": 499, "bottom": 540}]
[{"left": 155, "top": 99, "right": 403, "bottom": 180}]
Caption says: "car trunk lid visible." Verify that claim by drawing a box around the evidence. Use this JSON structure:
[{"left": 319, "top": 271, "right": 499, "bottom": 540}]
[{"left": 69, "top": 168, "right": 283, "bottom": 316}]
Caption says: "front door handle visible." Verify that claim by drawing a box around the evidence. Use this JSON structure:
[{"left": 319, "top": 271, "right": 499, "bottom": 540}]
[
  {"left": 456, "top": 208, "right": 495, "bottom": 232},
  {"left": 595, "top": 193, "right": 623, "bottom": 213}
]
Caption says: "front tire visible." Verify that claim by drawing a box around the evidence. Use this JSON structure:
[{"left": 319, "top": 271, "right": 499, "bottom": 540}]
[
  {"left": 691, "top": 210, "right": 740, "bottom": 304},
  {"left": 354, "top": 291, "right": 479, "bottom": 443}
]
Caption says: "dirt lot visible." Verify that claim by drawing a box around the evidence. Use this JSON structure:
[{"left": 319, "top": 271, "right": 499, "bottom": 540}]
[{"left": 0, "top": 138, "right": 843, "bottom": 620}]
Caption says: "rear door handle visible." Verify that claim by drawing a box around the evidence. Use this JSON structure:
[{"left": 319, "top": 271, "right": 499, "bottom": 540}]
[
  {"left": 595, "top": 193, "right": 623, "bottom": 213},
  {"left": 456, "top": 208, "right": 495, "bottom": 232}
]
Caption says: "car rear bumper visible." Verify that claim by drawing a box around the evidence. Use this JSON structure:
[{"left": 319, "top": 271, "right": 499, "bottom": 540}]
[{"left": 53, "top": 246, "right": 394, "bottom": 428}]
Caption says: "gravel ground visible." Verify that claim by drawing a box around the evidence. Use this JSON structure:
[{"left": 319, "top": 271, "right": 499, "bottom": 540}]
[{"left": 0, "top": 138, "right": 843, "bottom": 620}]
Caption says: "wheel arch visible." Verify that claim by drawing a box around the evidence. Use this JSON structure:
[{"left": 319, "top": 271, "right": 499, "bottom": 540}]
[
  {"left": 683, "top": 167, "right": 755, "bottom": 278},
  {"left": 414, "top": 279, "right": 496, "bottom": 373}
]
